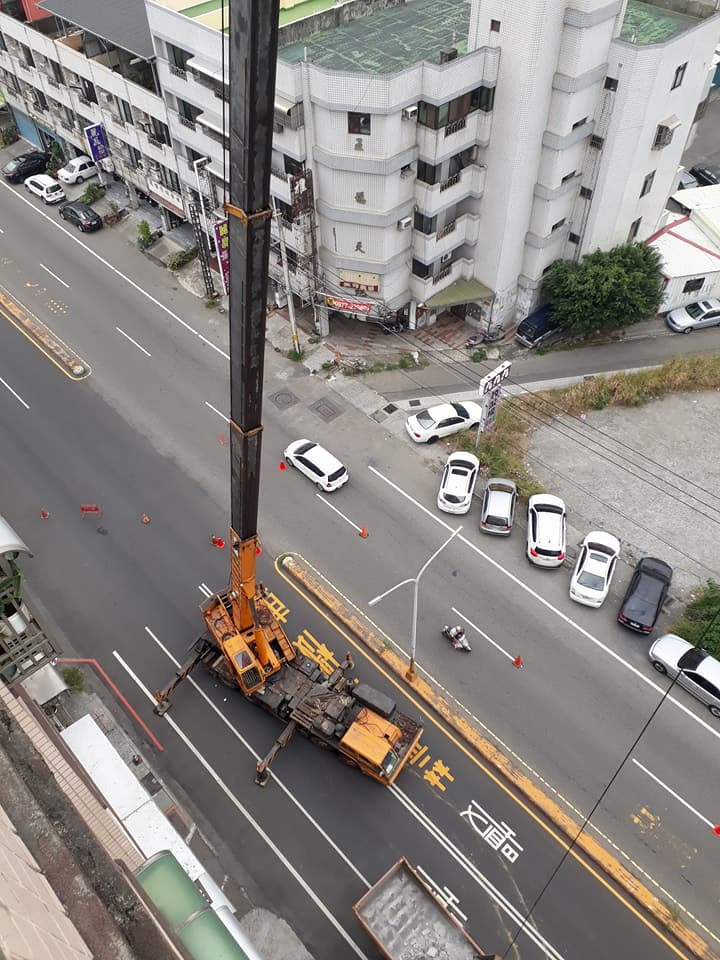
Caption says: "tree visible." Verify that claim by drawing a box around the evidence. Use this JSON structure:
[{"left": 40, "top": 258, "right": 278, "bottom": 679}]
[{"left": 542, "top": 243, "right": 664, "bottom": 334}]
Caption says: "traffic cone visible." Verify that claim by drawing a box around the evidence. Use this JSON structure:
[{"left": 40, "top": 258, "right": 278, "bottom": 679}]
[
  {"left": 713, "top": 825, "right": 720, "bottom": 836},
  {"left": 279, "top": 461, "right": 286, "bottom": 471},
  {"left": 40, "top": 509, "right": 50, "bottom": 519},
  {"left": 219, "top": 433, "right": 227, "bottom": 445},
  {"left": 211, "top": 535, "right": 226, "bottom": 549},
  {"left": 140, "top": 513, "right": 151, "bottom": 524},
  {"left": 513, "top": 655, "right": 523, "bottom": 669},
  {"left": 359, "top": 527, "right": 369, "bottom": 538}
]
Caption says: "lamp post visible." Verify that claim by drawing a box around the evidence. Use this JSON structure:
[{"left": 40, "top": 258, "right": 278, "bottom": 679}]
[{"left": 368, "top": 526, "right": 462, "bottom": 681}]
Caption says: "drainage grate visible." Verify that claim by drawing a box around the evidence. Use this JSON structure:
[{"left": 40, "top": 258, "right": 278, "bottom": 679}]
[
  {"left": 408, "top": 399, "right": 422, "bottom": 407},
  {"left": 269, "top": 390, "right": 299, "bottom": 409},
  {"left": 310, "top": 397, "right": 342, "bottom": 422},
  {"left": 384, "top": 403, "right": 398, "bottom": 414}
]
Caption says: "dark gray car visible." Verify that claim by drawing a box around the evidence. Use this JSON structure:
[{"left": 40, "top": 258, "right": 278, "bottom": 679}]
[{"left": 617, "top": 557, "right": 672, "bottom": 634}]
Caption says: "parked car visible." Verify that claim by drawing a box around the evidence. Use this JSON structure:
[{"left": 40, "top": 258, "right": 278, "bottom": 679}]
[
  {"left": 675, "top": 169, "right": 699, "bottom": 191},
  {"left": 57, "top": 154, "right": 98, "bottom": 185},
  {"left": 515, "top": 304, "right": 559, "bottom": 348},
  {"left": 24, "top": 174, "right": 66, "bottom": 204},
  {"left": 2, "top": 151, "right": 48, "bottom": 183},
  {"left": 58, "top": 201, "right": 103, "bottom": 232},
  {"left": 479, "top": 478, "right": 517, "bottom": 535},
  {"left": 437, "top": 452, "right": 479, "bottom": 514},
  {"left": 648, "top": 634, "right": 720, "bottom": 718},
  {"left": 689, "top": 163, "right": 720, "bottom": 187},
  {"left": 569, "top": 531, "right": 620, "bottom": 607},
  {"left": 617, "top": 557, "right": 673, "bottom": 634},
  {"left": 405, "top": 401, "right": 482, "bottom": 444},
  {"left": 526, "top": 494, "right": 566, "bottom": 567},
  {"left": 283, "top": 439, "right": 348, "bottom": 492},
  {"left": 666, "top": 298, "right": 720, "bottom": 334}
]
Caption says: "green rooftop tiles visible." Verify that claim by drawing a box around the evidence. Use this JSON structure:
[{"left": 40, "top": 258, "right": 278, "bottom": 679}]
[
  {"left": 181, "top": 0, "right": 225, "bottom": 18},
  {"left": 279, "top": 0, "right": 472, "bottom": 74},
  {"left": 279, "top": 0, "right": 337, "bottom": 27},
  {"left": 621, "top": 0, "right": 700, "bottom": 44}
]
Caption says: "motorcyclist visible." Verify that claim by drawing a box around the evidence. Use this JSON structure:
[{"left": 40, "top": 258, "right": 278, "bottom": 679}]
[{"left": 447, "top": 625, "right": 466, "bottom": 649}]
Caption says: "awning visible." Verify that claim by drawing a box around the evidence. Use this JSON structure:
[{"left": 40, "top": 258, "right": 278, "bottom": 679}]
[
  {"left": 661, "top": 114, "right": 682, "bottom": 132},
  {"left": 275, "top": 95, "right": 296, "bottom": 115},
  {"left": 425, "top": 278, "right": 494, "bottom": 310}
]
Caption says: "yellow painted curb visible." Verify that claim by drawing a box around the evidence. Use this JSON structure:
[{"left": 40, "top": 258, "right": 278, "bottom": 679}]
[
  {"left": 0, "top": 287, "right": 90, "bottom": 379},
  {"left": 281, "top": 553, "right": 718, "bottom": 960}
]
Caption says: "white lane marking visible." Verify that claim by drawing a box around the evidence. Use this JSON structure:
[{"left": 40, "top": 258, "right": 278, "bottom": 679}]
[
  {"left": 368, "top": 464, "right": 720, "bottom": 743},
  {"left": 632, "top": 760, "right": 715, "bottom": 829},
  {"left": 114, "top": 648, "right": 370, "bottom": 960},
  {"left": 39, "top": 262, "right": 70, "bottom": 288},
  {"left": 452, "top": 606, "right": 515, "bottom": 662},
  {"left": 1, "top": 181, "right": 230, "bottom": 361},
  {"left": 414, "top": 864, "right": 468, "bottom": 923},
  {"left": 390, "top": 784, "right": 566, "bottom": 960},
  {"left": 205, "top": 400, "right": 230, "bottom": 422},
  {"left": 316, "top": 493, "right": 363, "bottom": 533},
  {"left": 0, "top": 375, "right": 30, "bottom": 409},
  {"left": 143, "top": 626, "right": 370, "bottom": 887},
  {"left": 0, "top": 226, "right": 5, "bottom": 233},
  {"left": 116, "top": 326, "right": 151, "bottom": 357},
  {"left": 198, "top": 583, "right": 213, "bottom": 599}
]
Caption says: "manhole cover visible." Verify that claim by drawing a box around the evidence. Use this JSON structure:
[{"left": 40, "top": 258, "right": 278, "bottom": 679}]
[
  {"left": 269, "top": 390, "right": 299, "bottom": 409},
  {"left": 310, "top": 398, "right": 341, "bottom": 422},
  {"left": 384, "top": 403, "right": 398, "bottom": 414},
  {"left": 408, "top": 399, "right": 422, "bottom": 407}
]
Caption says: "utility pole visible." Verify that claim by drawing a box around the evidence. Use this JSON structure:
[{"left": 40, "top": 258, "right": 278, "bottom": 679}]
[
  {"left": 271, "top": 196, "right": 301, "bottom": 357},
  {"left": 224, "top": 0, "right": 281, "bottom": 627}
]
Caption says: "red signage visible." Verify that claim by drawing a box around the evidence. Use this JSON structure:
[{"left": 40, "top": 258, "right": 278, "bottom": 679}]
[
  {"left": 325, "top": 295, "right": 373, "bottom": 315},
  {"left": 21, "top": 0, "right": 51, "bottom": 20}
]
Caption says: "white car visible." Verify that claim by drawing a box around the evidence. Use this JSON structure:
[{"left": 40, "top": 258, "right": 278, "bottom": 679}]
[
  {"left": 649, "top": 634, "right": 720, "bottom": 719},
  {"left": 437, "top": 452, "right": 479, "bottom": 514},
  {"left": 24, "top": 173, "right": 66, "bottom": 204},
  {"left": 405, "top": 401, "right": 482, "bottom": 444},
  {"left": 57, "top": 154, "right": 98, "bottom": 185},
  {"left": 569, "top": 531, "right": 620, "bottom": 607},
  {"left": 283, "top": 439, "right": 348, "bottom": 492},
  {"left": 527, "top": 494, "right": 566, "bottom": 567}
]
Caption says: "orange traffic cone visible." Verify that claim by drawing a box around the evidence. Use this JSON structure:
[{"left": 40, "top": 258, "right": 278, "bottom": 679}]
[
  {"left": 211, "top": 535, "right": 226, "bottom": 549},
  {"left": 513, "top": 655, "right": 523, "bottom": 669}
]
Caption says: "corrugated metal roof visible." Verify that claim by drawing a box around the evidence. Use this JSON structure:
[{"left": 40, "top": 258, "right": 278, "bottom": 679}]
[{"left": 37, "top": 0, "right": 155, "bottom": 60}]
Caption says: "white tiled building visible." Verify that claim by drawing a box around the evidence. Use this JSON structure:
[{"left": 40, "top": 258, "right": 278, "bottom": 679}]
[{"left": 0, "top": 0, "right": 718, "bottom": 331}]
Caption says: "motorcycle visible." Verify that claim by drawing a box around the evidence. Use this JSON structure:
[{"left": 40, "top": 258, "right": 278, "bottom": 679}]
[
  {"left": 464, "top": 327, "right": 504, "bottom": 349},
  {"left": 442, "top": 624, "right": 472, "bottom": 652}
]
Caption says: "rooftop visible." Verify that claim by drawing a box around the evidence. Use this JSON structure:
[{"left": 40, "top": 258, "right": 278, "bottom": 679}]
[
  {"left": 280, "top": 0, "right": 471, "bottom": 73},
  {"left": 620, "top": 0, "right": 701, "bottom": 44}
]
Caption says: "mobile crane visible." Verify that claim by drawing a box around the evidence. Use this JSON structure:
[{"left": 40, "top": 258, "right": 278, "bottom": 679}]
[{"left": 153, "top": 0, "right": 422, "bottom": 787}]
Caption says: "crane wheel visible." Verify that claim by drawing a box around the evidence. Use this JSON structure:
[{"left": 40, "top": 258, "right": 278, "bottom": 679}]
[
  {"left": 309, "top": 736, "right": 330, "bottom": 750},
  {"left": 340, "top": 756, "right": 358, "bottom": 768}
]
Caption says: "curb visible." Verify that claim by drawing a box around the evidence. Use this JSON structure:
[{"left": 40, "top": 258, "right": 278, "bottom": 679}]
[
  {"left": 280, "top": 553, "right": 718, "bottom": 960},
  {"left": 0, "top": 285, "right": 90, "bottom": 379}
]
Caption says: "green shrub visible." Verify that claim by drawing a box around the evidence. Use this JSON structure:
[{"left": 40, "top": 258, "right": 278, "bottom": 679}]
[
  {"left": 79, "top": 181, "right": 105, "bottom": 205},
  {"left": 669, "top": 581, "right": 720, "bottom": 658},
  {"left": 137, "top": 220, "right": 152, "bottom": 247},
  {"left": 166, "top": 247, "right": 198, "bottom": 270},
  {"left": 471, "top": 348, "right": 488, "bottom": 362},
  {"left": 61, "top": 666, "right": 86, "bottom": 693}
]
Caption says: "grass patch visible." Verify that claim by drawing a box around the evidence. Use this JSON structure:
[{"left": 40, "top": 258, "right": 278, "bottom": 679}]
[
  {"left": 669, "top": 580, "right": 720, "bottom": 658},
  {"left": 286, "top": 348, "right": 303, "bottom": 362},
  {"left": 61, "top": 666, "right": 86, "bottom": 692},
  {"left": 449, "top": 353, "right": 720, "bottom": 500}
]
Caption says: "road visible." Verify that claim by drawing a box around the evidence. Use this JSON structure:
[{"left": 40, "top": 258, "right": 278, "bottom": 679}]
[{"left": 0, "top": 177, "right": 718, "bottom": 955}]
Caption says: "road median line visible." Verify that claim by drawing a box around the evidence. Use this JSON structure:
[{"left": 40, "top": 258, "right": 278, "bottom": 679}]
[{"left": 280, "top": 552, "right": 718, "bottom": 960}]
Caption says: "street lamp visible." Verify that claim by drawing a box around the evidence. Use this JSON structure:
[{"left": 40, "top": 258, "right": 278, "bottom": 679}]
[{"left": 368, "top": 526, "right": 462, "bottom": 681}]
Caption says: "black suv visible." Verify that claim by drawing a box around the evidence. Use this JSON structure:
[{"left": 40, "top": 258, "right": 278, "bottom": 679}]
[
  {"left": 617, "top": 557, "right": 673, "bottom": 634},
  {"left": 2, "top": 151, "right": 49, "bottom": 183},
  {"left": 689, "top": 163, "right": 720, "bottom": 187},
  {"left": 59, "top": 201, "right": 103, "bottom": 232},
  {"left": 515, "top": 304, "right": 559, "bottom": 348}
]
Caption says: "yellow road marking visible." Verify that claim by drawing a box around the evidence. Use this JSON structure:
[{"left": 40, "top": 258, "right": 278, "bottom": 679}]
[{"left": 0, "top": 295, "right": 90, "bottom": 381}]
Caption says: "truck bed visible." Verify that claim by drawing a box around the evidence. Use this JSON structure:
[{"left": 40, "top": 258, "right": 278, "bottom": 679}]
[{"left": 354, "top": 859, "right": 485, "bottom": 960}]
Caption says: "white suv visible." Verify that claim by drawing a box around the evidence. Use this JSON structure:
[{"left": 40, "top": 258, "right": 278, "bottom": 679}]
[
  {"left": 527, "top": 494, "right": 566, "bottom": 567},
  {"left": 24, "top": 173, "right": 66, "bottom": 204}
]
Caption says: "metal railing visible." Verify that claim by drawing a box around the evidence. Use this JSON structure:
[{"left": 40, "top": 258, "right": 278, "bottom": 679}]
[
  {"left": 444, "top": 117, "right": 467, "bottom": 137},
  {"left": 439, "top": 173, "right": 460, "bottom": 192},
  {"left": 432, "top": 266, "right": 452, "bottom": 285},
  {"left": 178, "top": 114, "right": 197, "bottom": 131},
  {"left": 436, "top": 220, "right": 457, "bottom": 239},
  {"left": 169, "top": 64, "right": 187, "bottom": 80}
]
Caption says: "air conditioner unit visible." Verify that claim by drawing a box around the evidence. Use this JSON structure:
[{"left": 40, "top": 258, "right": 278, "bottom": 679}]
[
  {"left": 397, "top": 216, "right": 412, "bottom": 230},
  {"left": 101, "top": 90, "right": 114, "bottom": 104},
  {"left": 146, "top": 161, "right": 160, "bottom": 176},
  {"left": 273, "top": 121, "right": 284, "bottom": 134},
  {"left": 35, "top": 53, "right": 47, "bottom": 66},
  {"left": 402, "top": 105, "right": 418, "bottom": 120},
  {"left": 135, "top": 109, "right": 150, "bottom": 123},
  {"left": 440, "top": 251, "right": 452, "bottom": 263}
]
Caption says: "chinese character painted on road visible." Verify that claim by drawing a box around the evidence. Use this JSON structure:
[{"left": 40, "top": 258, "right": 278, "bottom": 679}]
[
  {"left": 409, "top": 743, "right": 454, "bottom": 792},
  {"left": 461, "top": 799, "right": 523, "bottom": 863},
  {"left": 293, "top": 629, "right": 339, "bottom": 675}
]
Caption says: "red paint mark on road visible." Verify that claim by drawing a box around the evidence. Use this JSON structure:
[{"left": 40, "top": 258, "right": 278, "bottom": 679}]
[{"left": 56, "top": 657, "right": 164, "bottom": 751}]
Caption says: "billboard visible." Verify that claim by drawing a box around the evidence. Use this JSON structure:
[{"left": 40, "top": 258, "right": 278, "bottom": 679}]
[{"left": 83, "top": 124, "right": 110, "bottom": 163}]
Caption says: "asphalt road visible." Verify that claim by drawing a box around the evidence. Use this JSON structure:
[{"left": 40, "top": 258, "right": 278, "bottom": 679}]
[{"left": 0, "top": 177, "right": 717, "bottom": 955}]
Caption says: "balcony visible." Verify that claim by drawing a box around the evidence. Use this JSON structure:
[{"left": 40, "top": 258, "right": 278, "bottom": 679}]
[
  {"left": 416, "top": 112, "right": 484, "bottom": 162},
  {"left": 270, "top": 215, "right": 310, "bottom": 257},
  {"left": 146, "top": 178, "right": 186, "bottom": 219},
  {"left": 409, "top": 256, "right": 476, "bottom": 304},
  {"left": 414, "top": 165, "right": 486, "bottom": 217},
  {"left": 169, "top": 64, "right": 187, "bottom": 81},
  {"left": 412, "top": 213, "right": 480, "bottom": 262},
  {"left": 270, "top": 168, "right": 291, "bottom": 204}
]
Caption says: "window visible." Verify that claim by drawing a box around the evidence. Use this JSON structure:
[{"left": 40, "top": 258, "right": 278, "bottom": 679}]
[
  {"left": 561, "top": 171, "right": 576, "bottom": 184},
  {"left": 568, "top": 232, "right": 580, "bottom": 244},
  {"left": 348, "top": 112, "right": 371, "bottom": 135},
  {"left": 682, "top": 277, "right": 704, "bottom": 293},
  {"left": 412, "top": 258, "right": 431, "bottom": 279},
  {"left": 639, "top": 170, "right": 655, "bottom": 197},
  {"left": 572, "top": 117, "right": 588, "bottom": 130},
  {"left": 628, "top": 218, "right": 641, "bottom": 242},
  {"left": 551, "top": 218, "right": 566, "bottom": 232},
  {"left": 470, "top": 85, "right": 495, "bottom": 113},
  {"left": 579, "top": 186, "right": 593, "bottom": 199},
  {"left": 119, "top": 98, "right": 133, "bottom": 124},
  {"left": 50, "top": 59, "right": 64, "bottom": 84},
  {"left": 20, "top": 43, "right": 34, "bottom": 69},
  {"left": 0, "top": 32, "right": 6, "bottom": 53},
  {"left": 413, "top": 211, "right": 435, "bottom": 234},
  {"left": 604, "top": 76, "right": 618, "bottom": 92},
  {"left": 167, "top": 43, "right": 191, "bottom": 71},
  {"left": 671, "top": 62, "right": 687, "bottom": 90},
  {"left": 653, "top": 123, "right": 674, "bottom": 149},
  {"left": 490, "top": 19, "right": 501, "bottom": 32},
  {"left": 416, "top": 160, "right": 439, "bottom": 185}
]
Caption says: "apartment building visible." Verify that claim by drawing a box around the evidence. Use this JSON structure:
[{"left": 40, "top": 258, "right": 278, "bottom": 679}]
[{"left": 0, "top": 0, "right": 718, "bottom": 332}]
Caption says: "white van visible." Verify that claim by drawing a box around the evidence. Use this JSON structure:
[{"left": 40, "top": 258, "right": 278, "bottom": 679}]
[{"left": 24, "top": 173, "right": 66, "bottom": 204}]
